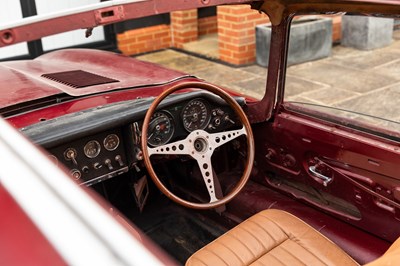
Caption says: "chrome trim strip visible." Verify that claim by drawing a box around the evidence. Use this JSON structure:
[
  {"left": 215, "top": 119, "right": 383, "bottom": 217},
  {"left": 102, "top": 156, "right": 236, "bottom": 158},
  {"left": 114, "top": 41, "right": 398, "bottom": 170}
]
[{"left": 82, "top": 166, "right": 129, "bottom": 186}]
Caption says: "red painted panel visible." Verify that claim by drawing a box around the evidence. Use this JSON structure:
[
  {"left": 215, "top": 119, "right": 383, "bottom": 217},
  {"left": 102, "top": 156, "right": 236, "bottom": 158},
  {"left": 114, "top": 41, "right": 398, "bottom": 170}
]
[
  {"left": 0, "top": 49, "right": 187, "bottom": 109},
  {"left": 0, "top": 185, "right": 66, "bottom": 265}
]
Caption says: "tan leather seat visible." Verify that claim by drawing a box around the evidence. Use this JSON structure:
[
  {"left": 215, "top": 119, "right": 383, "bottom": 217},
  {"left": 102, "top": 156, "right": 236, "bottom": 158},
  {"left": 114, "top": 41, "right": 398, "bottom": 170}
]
[{"left": 186, "top": 209, "right": 359, "bottom": 266}]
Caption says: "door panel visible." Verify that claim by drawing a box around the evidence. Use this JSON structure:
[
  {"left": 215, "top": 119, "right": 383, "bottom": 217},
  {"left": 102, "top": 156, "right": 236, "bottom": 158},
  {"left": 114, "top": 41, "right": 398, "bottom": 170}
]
[{"left": 252, "top": 111, "right": 400, "bottom": 242}]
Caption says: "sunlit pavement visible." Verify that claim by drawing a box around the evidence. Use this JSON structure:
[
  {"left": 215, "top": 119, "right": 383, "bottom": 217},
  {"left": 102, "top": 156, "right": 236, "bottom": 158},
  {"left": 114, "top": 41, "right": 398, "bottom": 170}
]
[{"left": 137, "top": 31, "right": 400, "bottom": 123}]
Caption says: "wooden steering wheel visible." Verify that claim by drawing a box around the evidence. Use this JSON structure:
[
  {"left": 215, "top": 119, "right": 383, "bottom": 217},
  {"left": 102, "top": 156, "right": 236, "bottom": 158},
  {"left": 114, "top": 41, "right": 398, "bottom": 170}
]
[{"left": 141, "top": 81, "right": 254, "bottom": 209}]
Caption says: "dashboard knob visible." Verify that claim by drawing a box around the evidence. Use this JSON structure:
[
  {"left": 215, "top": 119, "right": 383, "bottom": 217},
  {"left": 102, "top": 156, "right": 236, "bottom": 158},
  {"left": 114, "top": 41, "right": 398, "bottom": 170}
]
[
  {"left": 82, "top": 166, "right": 89, "bottom": 173},
  {"left": 115, "top": 155, "right": 124, "bottom": 166},
  {"left": 64, "top": 148, "right": 78, "bottom": 165},
  {"left": 70, "top": 169, "right": 81, "bottom": 180},
  {"left": 93, "top": 162, "right": 102, "bottom": 170},
  {"left": 105, "top": 159, "right": 113, "bottom": 170}
]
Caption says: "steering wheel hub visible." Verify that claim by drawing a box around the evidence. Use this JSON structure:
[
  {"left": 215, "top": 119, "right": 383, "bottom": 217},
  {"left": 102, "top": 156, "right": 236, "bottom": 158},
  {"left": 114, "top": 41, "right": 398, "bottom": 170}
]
[{"left": 193, "top": 137, "right": 207, "bottom": 153}]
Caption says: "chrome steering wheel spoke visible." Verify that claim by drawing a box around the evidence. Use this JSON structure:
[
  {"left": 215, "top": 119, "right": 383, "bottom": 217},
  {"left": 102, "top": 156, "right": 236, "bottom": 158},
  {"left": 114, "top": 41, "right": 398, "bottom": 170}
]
[
  {"left": 148, "top": 138, "right": 191, "bottom": 156},
  {"left": 195, "top": 156, "right": 218, "bottom": 203},
  {"left": 148, "top": 127, "right": 246, "bottom": 203},
  {"left": 208, "top": 126, "right": 246, "bottom": 149}
]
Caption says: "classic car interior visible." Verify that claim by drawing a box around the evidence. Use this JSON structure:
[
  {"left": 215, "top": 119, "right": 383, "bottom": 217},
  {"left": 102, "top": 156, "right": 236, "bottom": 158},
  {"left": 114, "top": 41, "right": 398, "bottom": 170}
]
[{"left": 2, "top": 0, "right": 400, "bottom": 265}]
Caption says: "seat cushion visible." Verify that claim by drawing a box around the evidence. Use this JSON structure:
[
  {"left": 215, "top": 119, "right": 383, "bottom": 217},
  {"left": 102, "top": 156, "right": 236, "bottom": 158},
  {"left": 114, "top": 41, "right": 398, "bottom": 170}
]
[{"left": 186, "top": 209, "right": 359, "bottom": 266}]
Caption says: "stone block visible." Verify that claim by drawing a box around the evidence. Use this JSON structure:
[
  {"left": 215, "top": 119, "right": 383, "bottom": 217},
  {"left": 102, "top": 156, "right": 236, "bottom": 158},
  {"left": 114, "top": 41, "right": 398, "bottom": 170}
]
[
  {"left": 256, "top": 17, "right": 332, "bottom": 67},
  {"left": 341, "top": 15, "right": 393, "bottom": 50}
]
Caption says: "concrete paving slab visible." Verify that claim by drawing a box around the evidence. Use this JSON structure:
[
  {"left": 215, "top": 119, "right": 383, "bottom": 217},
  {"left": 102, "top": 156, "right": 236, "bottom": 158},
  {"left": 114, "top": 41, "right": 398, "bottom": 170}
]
[
  {"left": 136, "top": 49, "right": 185, "bottom": 63},
  {"left": 373, "top": 59, "right": 400, "bottom": 80},
  {"left": 190, "top": 64, "right": 258, "bottom": 88},
  {"left": 182, "top": 34, "right": 219, "bottom": 59},
  {"left": 330, "top": 45, "right": 361, "bottom": 57},
  {"left": 334, "top": 84, "right": 400, "bottom": 121},
  {"left": 285, "top": 75, "right": 327, "bottom": 97},
  {"left": 300, "top": 87, "right": 360, "bottom": 105},
  {"left": 325, "top": 49, "right": 400, "bottom": 70},
  {"left": 226, "top": 77, "right": 267, "bottom": 99},
  {"left": 239, "top": 65, "right": 268, "bottom": 76},
  {"left": 285, "top": 95, "right": 323, "bottom": 105},
  {"left": 146, "top": 54, "right": 215, "bottom": 73},
  {"left": 287, "top": 61, "right": 396, "bottom": 93}
]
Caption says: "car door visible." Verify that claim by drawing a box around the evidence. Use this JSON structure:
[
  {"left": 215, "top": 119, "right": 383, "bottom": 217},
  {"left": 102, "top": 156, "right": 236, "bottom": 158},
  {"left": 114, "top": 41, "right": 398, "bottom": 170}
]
[{"left": 253, "top": 13, "right": 400, "bottom": 243}]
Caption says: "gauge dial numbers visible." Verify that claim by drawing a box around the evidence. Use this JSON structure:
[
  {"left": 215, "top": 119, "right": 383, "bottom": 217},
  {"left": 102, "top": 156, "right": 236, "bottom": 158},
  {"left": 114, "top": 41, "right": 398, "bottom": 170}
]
[
  {"left": 182, "top": 99, "right": 211, "bottom": 132},
  {"left": 84, "top": 140, "right": 101, "bottom": 158},
  {"left": 147, "top": 111, "right": 175, "bottom": 147},
  {"left": 104, "top": 134, "right": 120, "bottom": 151}
]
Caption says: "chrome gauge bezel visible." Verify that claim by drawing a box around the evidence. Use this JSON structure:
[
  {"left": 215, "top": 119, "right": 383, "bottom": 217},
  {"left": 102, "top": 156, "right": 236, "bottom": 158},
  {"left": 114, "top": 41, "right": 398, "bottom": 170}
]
[
  {"left": 103, "top": 134, "right": 120, "bottom": 151},
  {"left": 148, "top": 111, "right": 175, "bottom": 147},
  {"left": 84, "top": 140, "right": 101, "bottom": 158},
  {"left": 181, "top": 99, "right": 211, "bottom": 132}
]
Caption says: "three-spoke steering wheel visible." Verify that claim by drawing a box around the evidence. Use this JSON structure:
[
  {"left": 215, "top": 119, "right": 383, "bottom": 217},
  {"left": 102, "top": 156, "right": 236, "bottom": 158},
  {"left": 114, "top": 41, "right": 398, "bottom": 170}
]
[{"left": 141, "top": 82, "right": 254, "bottom": 209}]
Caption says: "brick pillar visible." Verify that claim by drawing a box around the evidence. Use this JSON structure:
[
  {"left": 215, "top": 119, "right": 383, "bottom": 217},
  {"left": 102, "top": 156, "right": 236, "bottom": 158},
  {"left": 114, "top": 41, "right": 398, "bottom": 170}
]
[
  {"left": 171, "top": 9, "right": 198, "bottom": 48},
  {"left": 218, "top": 5, "right": 269, "bottom": 65}
]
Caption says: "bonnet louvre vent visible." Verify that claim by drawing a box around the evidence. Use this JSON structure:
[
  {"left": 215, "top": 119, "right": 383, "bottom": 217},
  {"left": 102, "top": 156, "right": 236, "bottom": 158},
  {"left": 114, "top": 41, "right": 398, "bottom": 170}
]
[{"left": 41, "top": 70, "right": 119, "bottom": 88}]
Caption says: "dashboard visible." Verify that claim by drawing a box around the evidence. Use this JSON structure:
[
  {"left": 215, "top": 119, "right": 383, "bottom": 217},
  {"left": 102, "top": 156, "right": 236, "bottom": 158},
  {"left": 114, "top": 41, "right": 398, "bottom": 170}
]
[{"left": 30, "top": 93, "right": 243, "bottom": 186}]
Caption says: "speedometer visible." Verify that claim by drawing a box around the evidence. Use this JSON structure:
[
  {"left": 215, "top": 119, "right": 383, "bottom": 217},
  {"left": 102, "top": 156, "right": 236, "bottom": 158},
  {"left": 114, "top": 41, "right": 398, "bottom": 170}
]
[
  {"left": 148, "top": 111, "right": 175, "bottom": 147},
  {"left": 182, "top": 99, "right": 211, "bottom": 132}
]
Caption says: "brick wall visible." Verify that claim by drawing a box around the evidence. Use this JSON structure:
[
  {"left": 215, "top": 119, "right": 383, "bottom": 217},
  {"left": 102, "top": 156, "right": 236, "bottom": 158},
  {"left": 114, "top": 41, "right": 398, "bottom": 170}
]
[
  {"left": 116, "top": 7, "right": 339, "bottom": 65},
  {"left": 117, "top": 24, "right": 171, "bottom": 55},
  {"left": 170, "top": 9, "right": 198, "bottom": 48},
  {"left": 199, "top": 16, "right": 217, "bottom": 36},
  {"left": 218, "top": 5, "right": 269, "bottom": 65}
]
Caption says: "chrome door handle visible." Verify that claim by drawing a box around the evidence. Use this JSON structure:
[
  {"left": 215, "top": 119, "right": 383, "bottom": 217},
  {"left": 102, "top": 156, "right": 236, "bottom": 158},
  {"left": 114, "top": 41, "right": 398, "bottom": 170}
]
[{"left": 309, "top": 165, "right": 332, "bottom": 186}]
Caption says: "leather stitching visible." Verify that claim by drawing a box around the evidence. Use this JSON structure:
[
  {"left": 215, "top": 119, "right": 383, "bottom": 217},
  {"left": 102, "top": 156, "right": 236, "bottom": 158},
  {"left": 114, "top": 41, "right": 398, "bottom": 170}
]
[
  {"left": 227, "top": 233, "right": 257, "bottom": 257},
  {"left": 247, "top": 219, "right": 280, "bottom": 243},
  {"left": 239, "top": 225, "right": 267, "bottom": 249},
  {"left": 267, "top": 251, "right": 287, "bottom": 266},
  {"left": 204, "top": 247, "right": 229, "bottom": 265},
  {"left": 218, "top": 240, "right": 246, "bottom": 265},
  {"left": 279, "top": 242, "right": 307, "bottom": 265}
]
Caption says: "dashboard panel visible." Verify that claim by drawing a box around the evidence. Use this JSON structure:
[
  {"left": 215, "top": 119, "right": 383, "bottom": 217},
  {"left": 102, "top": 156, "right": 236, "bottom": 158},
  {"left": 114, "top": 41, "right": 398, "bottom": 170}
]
[{"left": 37, "top": 93, "right": 244, "bottom": 186}]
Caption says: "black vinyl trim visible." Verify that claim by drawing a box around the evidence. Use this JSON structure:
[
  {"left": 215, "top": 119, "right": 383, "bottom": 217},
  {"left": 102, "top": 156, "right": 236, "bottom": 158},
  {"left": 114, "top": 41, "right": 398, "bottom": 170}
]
[
  {"left": 198, "top": 6, "right": 217, "bottom": 18},
  {"left": 115, "top": 14, "right": 170, "bottom": 34},
  {"left": 21, "top": 92, "right": 245, "bottom": 148}
]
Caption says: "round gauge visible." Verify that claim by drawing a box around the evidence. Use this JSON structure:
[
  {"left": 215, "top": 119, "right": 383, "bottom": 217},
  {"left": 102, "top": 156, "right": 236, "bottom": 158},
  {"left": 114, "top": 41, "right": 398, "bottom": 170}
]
[
  {"left": 84, "top": 140, "right": 101, "bottom": 158},
  {"left": 182, "top": 99, "right": 211, "bottom": 132},
  {"left": 104, "top": 134, "right": 120, "bottom": 151},
  {"left": 148, "top": 111, "right": 175, "bottom": 147}
]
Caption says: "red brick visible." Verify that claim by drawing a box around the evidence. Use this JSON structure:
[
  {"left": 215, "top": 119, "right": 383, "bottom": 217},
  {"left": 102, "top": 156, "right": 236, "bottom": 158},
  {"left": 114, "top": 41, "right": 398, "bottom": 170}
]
[
  {"left": 154, "top": 31, "right": 169, "bottom": 38},
  {"left": 219, "top": 49, "right": 232, "bottom": 57},
  {"left": 218, "top": 35, "right": 232, "bottom": 43},
  {"left": 137, "top": 34, "right": 153, "bottom": 42},
  {"left": 246, "top": 12, "right": 265, "bottom": 21},
  {"left": 223, "top": 14, "right": 242, "bottom": 22}
]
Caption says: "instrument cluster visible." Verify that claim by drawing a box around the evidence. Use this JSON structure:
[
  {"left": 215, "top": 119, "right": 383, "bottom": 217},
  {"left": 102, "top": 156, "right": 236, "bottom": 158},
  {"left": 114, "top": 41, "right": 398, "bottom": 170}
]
[
  {"left": 147, "top": 98, "right": 238, "bottom": 147},
  {"left": 49, "top": 129, "right": 128, "bottom": 186}
]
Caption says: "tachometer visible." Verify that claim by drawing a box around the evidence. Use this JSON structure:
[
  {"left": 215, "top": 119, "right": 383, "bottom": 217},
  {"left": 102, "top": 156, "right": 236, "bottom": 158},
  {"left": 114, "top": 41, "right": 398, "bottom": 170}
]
[
  {"left": 182, "top": 99, "right": 211, "bottom": 132},
  {"left": 148, "top": 111, "right": 175, "bottom": 147}
]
